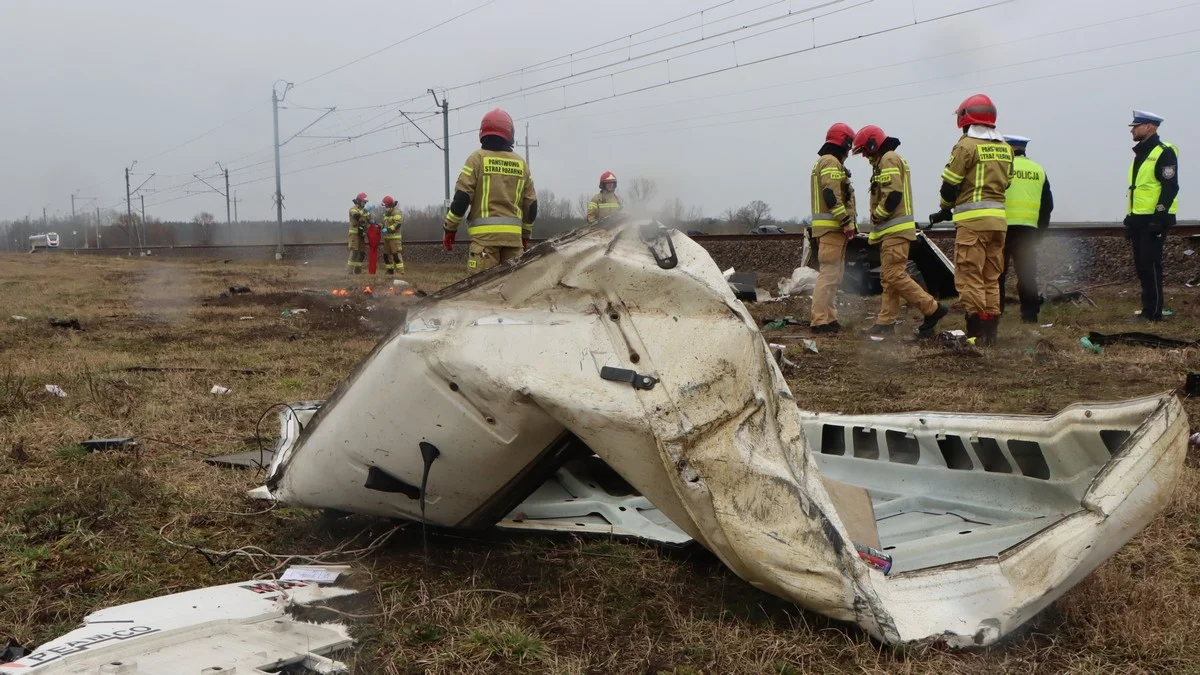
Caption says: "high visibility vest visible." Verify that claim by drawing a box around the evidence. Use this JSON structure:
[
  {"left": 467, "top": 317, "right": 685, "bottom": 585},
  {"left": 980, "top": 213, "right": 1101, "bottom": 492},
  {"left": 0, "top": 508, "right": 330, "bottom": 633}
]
[
  {"left": 1128, "top": 142, "right": 1179, "bottom": 216},
  {"left": 382, "top": 210, "right": 403, "bottom": 240},
  {"left": 1005, "top": 156, "right": 1046, "bottom": 227}
]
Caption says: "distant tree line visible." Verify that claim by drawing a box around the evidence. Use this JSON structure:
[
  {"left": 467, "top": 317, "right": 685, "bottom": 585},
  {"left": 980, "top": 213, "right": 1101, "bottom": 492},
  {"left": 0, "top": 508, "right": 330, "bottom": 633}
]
[{"left": 1, "top": 178, "right": 809, "bottom": 251}]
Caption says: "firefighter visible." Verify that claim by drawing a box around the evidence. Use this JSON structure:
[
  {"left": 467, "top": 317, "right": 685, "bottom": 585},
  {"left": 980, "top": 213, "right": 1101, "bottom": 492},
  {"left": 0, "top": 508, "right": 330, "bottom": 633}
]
[
  {"left": 443, "top": 108, "right": 538, "bottom": 274},
  {"left": 928, "top": 94, "right": 1013, "bottom": 346},
  {"left": 380, "top": 195, "right": 405, "bottom": 277},
  {"left": 1125, "top": 110, "right": 1178, "bottom": 322},
  {"left": 809, "top": 122, "right": 858, "bottom": 334},
  {"left": 347, "top": 192, "right": 369, "bottom": 274},
  {"left": 998, "top": 135, "right": 1054, "bottom": 323},
  {"left": 852, "top": 125, "right": 948, "bottom": 337},
  {"left": 587, "top": 171, "right": 623, "bottom": 225}
]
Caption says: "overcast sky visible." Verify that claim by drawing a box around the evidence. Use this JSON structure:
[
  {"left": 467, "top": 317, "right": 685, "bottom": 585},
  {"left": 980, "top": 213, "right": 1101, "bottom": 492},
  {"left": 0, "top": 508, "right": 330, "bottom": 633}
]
[{"left": 2, "top": 0, "right": 1197, "bottom": 225}]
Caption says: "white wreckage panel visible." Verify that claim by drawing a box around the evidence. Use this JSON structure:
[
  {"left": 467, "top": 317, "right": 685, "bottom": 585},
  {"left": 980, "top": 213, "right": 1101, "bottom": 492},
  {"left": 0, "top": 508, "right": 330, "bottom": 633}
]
[
  {"left": 0, "top": 578, "right": 356, "bottom": 674},
  {"left": 262, "top": 221, "right": 1187, "bottom": 647}
]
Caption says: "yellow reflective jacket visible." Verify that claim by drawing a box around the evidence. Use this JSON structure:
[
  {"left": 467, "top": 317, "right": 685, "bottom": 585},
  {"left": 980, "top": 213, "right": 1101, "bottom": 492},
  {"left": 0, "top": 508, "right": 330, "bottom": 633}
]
[
  {"left": 348, "top": 206, "right": 370, "bottom": 236},
  {"left": 382, "top": 208, "right": 403, "bottom": 240},
  {"left": 810, "top": 154, "right": 856, "bottom": 235},
  {"left": 867, "top": 150, "right": 915, "bottom": 243},
  {"left": 940, "top": 135, "right": 1013, "bottom": 231},
  {"left": 587, "top": 191, "right": 623, "bottom": 225},
  {"left": 444, "top": 149, "right": 537, "bottom": 248}
]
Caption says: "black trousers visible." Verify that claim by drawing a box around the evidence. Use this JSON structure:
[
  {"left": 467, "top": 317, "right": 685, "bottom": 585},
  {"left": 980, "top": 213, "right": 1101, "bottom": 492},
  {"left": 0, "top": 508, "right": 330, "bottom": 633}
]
[
  {"left": 998, "top": 226, "right": 1041, "bottom": 320},
  {"left": 1129, "top": 226, "right": 1165, "bottom": 320}
]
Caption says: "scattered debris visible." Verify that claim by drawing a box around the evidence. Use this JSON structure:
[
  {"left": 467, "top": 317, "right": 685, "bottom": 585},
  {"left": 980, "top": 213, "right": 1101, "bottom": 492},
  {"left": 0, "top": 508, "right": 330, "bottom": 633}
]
[
  {"left": 9, "top": 440, "right": 29, "bottom": 463},
  {"left": 727, "top": 272, "right": 759, "bottom": 302},
  {"left": 0, "top": 577, "right": 357, "bottom": 673},
  {"left": 1185, "top": 373, "right": 1200, "bottom": 398},
  {"left": 1079, "top": 337, "right": 1103, "bottom": 354},
  {"left": 239, "top": 316, "right": 254, "bottom": 321},
  {"left": 1044, "top": 285, "right": 1096, "bottom": 307},
  {"left": 292, "top": 308, "right": 308, "bottom": 315},
  {"left": 1041, "top": 323, "right": 1055, "bottom": 329},
  {"left": 802, "top": 339, "right": 819, "bottom": 354},
  {"left": 870, "top": 335, "right": 885, "bottom": 342},
  {"left": 49, "top": 317, "right": 84, "bottom": 331},
  {"left": 778, "top": 266, "right": 820, "bottom": 296},
  {"left": 762, "top": 316, "right": 807, "bottom": 330},
  {"left": 8, "top": 315, "right": 27, "bottom": 322},
  {"left": 0, "top": 641, "right": 29, "bottom": 665},
  {"left": 228, "top": 285, "right": 252, "bottom": 295},
  {"left": 392, "top": 279, "right": 411, "bottom": 288},
  {"left": 210, "top": 385, "right": 231, "bottom": 395},
  {"left": 44, "top": 384, "right": 67, "bottom": 398},
  {"left": 1185, "top": 249, "right": 1195, "bottom": 257},
  {"left": 933, "top": 329, "right": 974, "bottom": 350},
  {"left": 1191, "top": 432, "right": 1200, "bottom": 446},
  {"left": 79, "top": 437, "right": 135, "bottom": 452},
  {"left": 281, "top": 566, "right": 344, "bottom": 584},
  {"left": 205, "top": 448, "right": 274, "bottom": 469},
  {"left": 1088, "top": 331, "right": 1198, "bottom": 349},
  {"left": 280, "top": 309, "right": 293, "bottom": 318}
]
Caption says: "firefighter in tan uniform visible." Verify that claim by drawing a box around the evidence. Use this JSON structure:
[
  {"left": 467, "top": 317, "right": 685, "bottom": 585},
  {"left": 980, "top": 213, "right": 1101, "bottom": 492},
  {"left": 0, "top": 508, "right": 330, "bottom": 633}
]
[
  {"left": 808, "top": 122, "right": 858, "bottom": 334},
  {"left": 587, "top": 171, "right": 623, "bottom": 225},
  {"left": 347, "top": 192, "right": 370, "bottom": 274},
  {"left": 443, "top": 108, "right": 538, "bottom": 273},
  {"left": 928, "top": 94, "right": 1013, "bottom": 346},
  {"left": 852, "top": 125, "right": 948, "bottom": 337},
  {"left": 380, "top": 195, "right": 405, "bottom": 277}
]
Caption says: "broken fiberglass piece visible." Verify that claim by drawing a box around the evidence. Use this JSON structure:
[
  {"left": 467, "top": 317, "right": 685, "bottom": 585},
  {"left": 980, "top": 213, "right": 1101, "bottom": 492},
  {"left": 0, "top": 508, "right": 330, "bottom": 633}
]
[
  {"left": 0, "top": 576, "right": 356, "bottom": 674},
  {"left": 262, "top": 220, "right": 1186, "bottom": 647}
]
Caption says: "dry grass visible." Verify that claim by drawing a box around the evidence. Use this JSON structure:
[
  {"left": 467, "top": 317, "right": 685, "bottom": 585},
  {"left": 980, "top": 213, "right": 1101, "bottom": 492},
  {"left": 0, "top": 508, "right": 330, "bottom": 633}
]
[{"left": 1, "top": 252, "right": 1199, "bottom": 674}]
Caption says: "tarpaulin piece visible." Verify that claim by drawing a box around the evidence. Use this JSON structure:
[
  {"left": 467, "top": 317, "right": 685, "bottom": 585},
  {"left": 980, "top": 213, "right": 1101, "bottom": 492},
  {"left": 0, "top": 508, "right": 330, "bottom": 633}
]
[{"left": 1087, "top": 331, "right": 1199, "bottom": 349}]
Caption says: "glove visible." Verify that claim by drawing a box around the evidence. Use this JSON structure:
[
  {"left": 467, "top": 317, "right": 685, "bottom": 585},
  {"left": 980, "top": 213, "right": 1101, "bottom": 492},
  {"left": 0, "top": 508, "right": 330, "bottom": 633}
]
[
  {"left": 522, "top": 238, "right": 530, "bottom": 251},
  {"left": 928, "top": 209, "right": 952, "bottom": 225},
  {"left": 443, "top": 230, "right": 456, "bottom": 251}
]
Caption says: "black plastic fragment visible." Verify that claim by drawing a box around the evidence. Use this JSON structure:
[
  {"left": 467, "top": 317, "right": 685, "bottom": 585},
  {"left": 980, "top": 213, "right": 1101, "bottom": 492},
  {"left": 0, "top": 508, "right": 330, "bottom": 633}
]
[
  {"left": 600, "top": 366, "right": 658, "bottom": 390},
  {"left": 363, "top": 466, "right": 421, "bottom": 499},
  {"left": 80, "top": 437, "right": 135, "bottom": 452}
]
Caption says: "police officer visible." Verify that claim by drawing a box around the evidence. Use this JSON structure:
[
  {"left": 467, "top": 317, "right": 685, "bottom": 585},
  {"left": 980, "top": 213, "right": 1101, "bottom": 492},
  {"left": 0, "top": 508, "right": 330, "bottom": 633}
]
[
  {"left": 929, "top": 94, "right": 1013, "bottom": 346},
  {"left": 443, "top": 108, "right": 539, "bottom": 274},
  {"left": 587, "top": 171, "right": 623, "bottom": 225},
  {"left": 809, "top": 122, "right": 858, "bottom": 334},
  {"left": 1125, "top": 110, "right": 1179, "bottom": 322},
  {"left": 852, "top": 125, "right": 948, "bottom": 337},
  {"left": 347, "top": 192, "right": 370, "bottom": 275},
  {"left": 998, "top": 135, "right": 1053, "bottom": 323}
]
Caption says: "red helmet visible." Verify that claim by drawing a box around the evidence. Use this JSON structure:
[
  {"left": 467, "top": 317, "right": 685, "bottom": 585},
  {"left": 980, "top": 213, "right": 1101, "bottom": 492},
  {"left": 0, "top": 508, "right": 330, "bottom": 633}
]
[
  {"left": 381, "top": 195, "right": 396, "bottom": 207},
  {"left": 480, "top": 108, "right": 515, "bottom": 143},
  {"left": 599, "top": 170, "right": 617, "bottom": 187},
  {"left": 955, "top": 94, "right": 997, "bottom": 128},
  {"left": 852, "top": 125, "right": 887, "bottom": 155},
  {"left": 355, "top": 192, "right": 367, "bottom": 202},
  {"left": 825, "top": 122, "right": 856, "bottom": 150}
]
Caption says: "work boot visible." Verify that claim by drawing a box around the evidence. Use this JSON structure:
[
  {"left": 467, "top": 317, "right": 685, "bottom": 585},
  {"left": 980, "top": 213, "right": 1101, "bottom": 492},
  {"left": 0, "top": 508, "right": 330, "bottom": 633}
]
[
  {"left": 862, "top": 323, "right": 893, "bottom": 336},
  {"left": 1020, "top": 313, "right": 1038, "bottom": 324},
  {"left": 978, "top": 313, "right": 999, "bottom": 347},
  {"left": 965, "top": 314, "right": 983, "bottom": 344},
  {"left": 811, "top": 321, "right": 841, "bottom": 334},
  {"left": 917, "top": 304, "right": 949, "bottom": 336}
]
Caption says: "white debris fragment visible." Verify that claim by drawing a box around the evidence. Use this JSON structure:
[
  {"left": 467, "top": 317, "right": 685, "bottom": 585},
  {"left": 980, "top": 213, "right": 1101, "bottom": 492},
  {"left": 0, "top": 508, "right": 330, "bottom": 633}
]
[
  {"left": 870, "top": 336, "right": 885, "bottom": 342},
  {"left": 1041, "top": 323, "right": 1054, "bottom": 328},
  {"left": 9, "top": 315, "right": 28, "bottom": 321},
  {"left": 722, "top": 267, "right": 736, "bottom": 280},
  {"left": 239, "top": 316, "right": 255, "bottom": 321},
  {"left": 802, "top": 339, "right": 819, "bottom": 353},
  {"left": 211, "top": 385, "right": 231, "bottom": 395},
  {"left": 393, "top": 279, "right": 411, "bottom": 288},
  {"left": 44, "top": 384, "right": 67, "bottom": 398},
  {"left": 281, "top": 566, "right": 343, "bottom": 584},
  {"left": 778, "top": 267, "right": 819, "bottom": 296},
  {"left": 291, "top": 308, "right": 309, "bottom": 315},
  {"left": 1191, "top": 432, "right": 1200, "bottom": 447},
  {"left": 1185, "top": 249, "right": 1195, "bottom": 256}
]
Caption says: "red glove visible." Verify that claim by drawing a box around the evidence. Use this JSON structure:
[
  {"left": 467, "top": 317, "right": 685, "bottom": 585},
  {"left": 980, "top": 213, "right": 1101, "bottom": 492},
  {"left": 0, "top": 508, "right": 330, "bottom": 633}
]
[
  {"left": 522, "top": 238, "right": 530, "bottom": 251},
  {"left": 443, "top": 231, "right": 456, "bottom": 252}
]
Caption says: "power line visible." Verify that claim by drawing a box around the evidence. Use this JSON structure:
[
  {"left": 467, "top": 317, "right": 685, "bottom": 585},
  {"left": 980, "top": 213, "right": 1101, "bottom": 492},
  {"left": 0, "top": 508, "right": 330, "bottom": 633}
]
[
  {"left": 595, "top": 23, "right": 1200, "bottom": 136},
  {"left": 448, "top": 0, "right": 874, "bottom": 113},
  {"left": 596, "top": 45, "right": 1200, "bottom": 138},
  {"left": 295, "top": 0, "right": 500, "bottom": 87}
]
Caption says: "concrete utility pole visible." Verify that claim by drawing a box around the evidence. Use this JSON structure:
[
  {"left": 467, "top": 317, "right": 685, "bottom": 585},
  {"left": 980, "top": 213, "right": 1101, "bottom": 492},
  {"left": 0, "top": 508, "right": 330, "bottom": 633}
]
[
  {"left": 429, "top": 89, "right": 451, "bottom": 204},
  {"left": 140, "top": 193, "right": 146, "bottom": 250},
  {"left": 125, "top": 164, "right": 134, "bottom": 256},
  {"left": 95, "top": 207, "right": 101, "bottom": 249},
  {"left": 42, "top": 207, "right": 47, "bottom": 230},
  {"left": 272, "top": 81, "right": 292, "bottom": 260},
  {"left": 524, "top": 122, "right": 540, "bottom": 170},
  {"left": 233, "top": 191, "right": 239, "bottom": 224}
]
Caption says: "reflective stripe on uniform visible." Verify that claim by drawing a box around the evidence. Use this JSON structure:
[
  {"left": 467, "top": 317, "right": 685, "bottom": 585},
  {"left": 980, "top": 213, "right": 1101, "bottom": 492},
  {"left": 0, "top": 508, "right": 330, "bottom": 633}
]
[
  {"left": 445, "top": 211, "right": 464, "bottom": 224},
  {"left": 481, "top": 175, "right": 491, "bottom": 219},
  {"left": 468, "top": 216, "right": 524, "bottom": 236},
  {"left": 941, "top": 167, "right": 965, "bottom": 185},
  {"left": 953, "top": 200, "right": 1006, "bottom": 222},
  {"left": 515, "top": 178, "right": 525, "bottom": 220}
]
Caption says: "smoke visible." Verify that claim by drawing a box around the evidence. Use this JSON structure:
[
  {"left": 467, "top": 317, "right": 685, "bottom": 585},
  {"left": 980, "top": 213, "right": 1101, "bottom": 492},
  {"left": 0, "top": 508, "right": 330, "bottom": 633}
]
[{"left": 134, "top": 259, "right": 199, "bottom": 324}]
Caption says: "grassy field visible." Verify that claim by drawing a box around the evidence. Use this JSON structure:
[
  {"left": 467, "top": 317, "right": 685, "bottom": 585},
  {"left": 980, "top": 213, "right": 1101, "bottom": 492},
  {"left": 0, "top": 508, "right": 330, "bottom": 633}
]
[{"left": 1, "top": 252, "right": 1198, "bottom": 674}]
